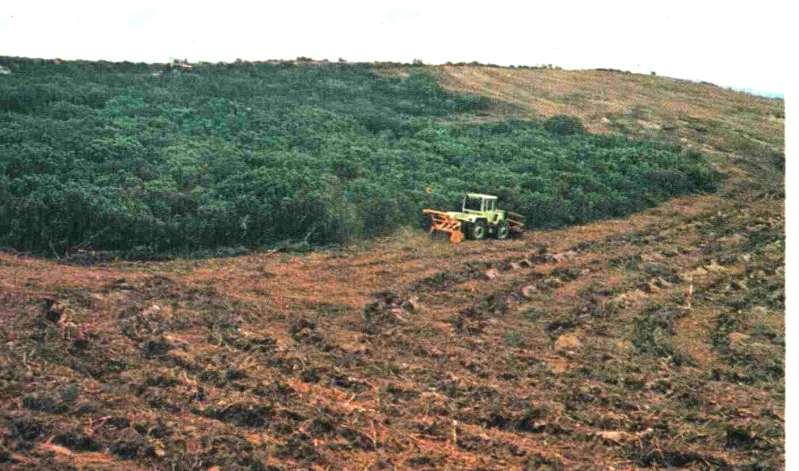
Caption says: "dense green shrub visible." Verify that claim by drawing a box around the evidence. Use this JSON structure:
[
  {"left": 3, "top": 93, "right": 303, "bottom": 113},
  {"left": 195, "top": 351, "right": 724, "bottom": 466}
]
[
  {"left": 0, "top": 57, "right": 720, "bottom": 255},
  {"left": 543, "top": 114, "right": 586, "bottom": 135}
]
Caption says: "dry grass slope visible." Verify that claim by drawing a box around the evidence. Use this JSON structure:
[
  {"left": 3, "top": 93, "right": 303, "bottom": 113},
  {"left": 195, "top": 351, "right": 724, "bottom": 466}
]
[{"left": 0, "top": 65, "right": 784, "bottom": 469}]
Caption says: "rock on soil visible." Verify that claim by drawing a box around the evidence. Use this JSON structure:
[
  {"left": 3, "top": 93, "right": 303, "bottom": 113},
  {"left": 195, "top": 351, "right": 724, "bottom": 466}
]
[
  {"left": 552, "top": 250, "right": 578, "bottom": 263},
  {"left": 405, "top": 295, "right": 422, "bottom": 312},
  {"left": 595, "top": 428, "right": 652, "bottom": 444},
  {"left": 42, "top": 299, "right": 66, "bottom": 323},
  {"left": 554, "top": 334, "right": 582, "bottom": 353},
  {"left": 728, "top": 332, "right": 751, "bottom": 348},
  {"left": 520, "top": 285, "right": 537, "bottom": 299}
]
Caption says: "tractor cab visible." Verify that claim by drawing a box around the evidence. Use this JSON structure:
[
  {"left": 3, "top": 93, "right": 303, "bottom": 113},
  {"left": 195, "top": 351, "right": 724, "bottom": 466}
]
[{"left": 463, "top": 193, "right": 501, "bottom": 222}]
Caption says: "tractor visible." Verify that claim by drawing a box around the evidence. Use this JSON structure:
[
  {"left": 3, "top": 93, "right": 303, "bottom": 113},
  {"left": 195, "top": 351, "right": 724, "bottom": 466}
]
[{"left": 423, "top": 193, "right": 524, "bottom": 244}]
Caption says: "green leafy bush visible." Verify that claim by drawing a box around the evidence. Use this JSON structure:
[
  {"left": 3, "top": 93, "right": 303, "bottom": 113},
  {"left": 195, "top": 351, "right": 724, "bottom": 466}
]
[
  {"left": 543, "top": 114, "right": 585, "bottom": 135},
  {"left": 0, "top": 57, "right": 720, "bottom": 255}
]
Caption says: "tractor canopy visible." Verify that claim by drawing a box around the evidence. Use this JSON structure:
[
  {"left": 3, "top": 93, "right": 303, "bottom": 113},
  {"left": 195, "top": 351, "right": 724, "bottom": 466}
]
[{"left": 463, "top": 193, "right": 498, "bottom": 213}]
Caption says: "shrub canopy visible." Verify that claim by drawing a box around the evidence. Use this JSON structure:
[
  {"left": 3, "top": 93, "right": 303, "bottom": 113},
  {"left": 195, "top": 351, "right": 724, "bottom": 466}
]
[{"left": 0, "top": 58, "right": 719, "bottom": 255}]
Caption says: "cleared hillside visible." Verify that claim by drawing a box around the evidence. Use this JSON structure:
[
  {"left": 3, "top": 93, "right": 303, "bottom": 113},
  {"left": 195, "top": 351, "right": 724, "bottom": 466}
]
[{"left": 0, "top": 64, "right": 784, "bottom": 469}]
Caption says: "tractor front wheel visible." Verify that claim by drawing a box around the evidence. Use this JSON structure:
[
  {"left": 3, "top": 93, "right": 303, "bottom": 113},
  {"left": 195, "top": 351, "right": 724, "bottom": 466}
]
[
  {"left": 469, "top": 220, "right": 487, "bottom": 240},
  {"left": 495, "top": 220, "right": 510, "bottom": 240}
]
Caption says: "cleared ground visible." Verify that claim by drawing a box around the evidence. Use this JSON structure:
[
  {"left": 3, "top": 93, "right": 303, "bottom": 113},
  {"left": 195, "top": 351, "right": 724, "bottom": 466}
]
[{"left": 0, "top": 65, "right": 784, "bottom": 469}]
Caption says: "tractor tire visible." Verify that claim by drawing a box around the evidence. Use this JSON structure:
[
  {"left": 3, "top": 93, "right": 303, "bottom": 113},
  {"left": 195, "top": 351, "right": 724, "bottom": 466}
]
[
  {"left": 494, "top": 220, "right": 510, "bottom": 240},
  {"left": 462, "top": 222, "right": 472, "bottom": 239},
  {"left": 469, "top": 220, "right": 487, "bottom": 240}
]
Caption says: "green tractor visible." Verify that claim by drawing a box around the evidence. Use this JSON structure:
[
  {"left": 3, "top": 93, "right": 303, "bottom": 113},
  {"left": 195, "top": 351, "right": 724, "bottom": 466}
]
[{"left": 423, "top": 193, "right": 524, "bottom": 243}]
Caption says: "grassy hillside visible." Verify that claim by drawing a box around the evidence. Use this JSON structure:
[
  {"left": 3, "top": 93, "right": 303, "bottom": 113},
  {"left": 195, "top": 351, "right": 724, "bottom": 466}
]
[
  {"left": 0, "top": 62, "right": 783, "bottom": 470},
  {"left": 0, "top": 58, "right": 718, "bottom": 256}
]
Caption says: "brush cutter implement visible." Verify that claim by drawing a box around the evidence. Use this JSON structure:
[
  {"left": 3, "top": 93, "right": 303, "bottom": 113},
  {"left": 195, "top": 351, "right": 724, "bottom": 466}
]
[{"left": 422, "top": 209, "right": 465, "bottom": 243}]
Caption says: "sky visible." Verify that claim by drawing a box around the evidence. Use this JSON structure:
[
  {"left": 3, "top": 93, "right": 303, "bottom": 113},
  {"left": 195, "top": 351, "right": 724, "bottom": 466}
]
[{"left": 0, "top": 0, "right": 789, "bottom": 97}]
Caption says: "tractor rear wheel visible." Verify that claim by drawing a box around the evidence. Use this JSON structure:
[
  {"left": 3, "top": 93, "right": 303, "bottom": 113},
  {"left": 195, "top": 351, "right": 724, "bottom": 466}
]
[
  {"left": 495, "top": 220, "right": 510, "bottom": 240},
  {"left": 469, "top": 220, "right": 487, "bottom": 240}
]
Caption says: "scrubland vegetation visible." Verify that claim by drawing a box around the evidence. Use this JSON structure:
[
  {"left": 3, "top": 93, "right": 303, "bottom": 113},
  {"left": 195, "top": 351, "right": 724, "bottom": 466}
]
[{"left": 0, "top": 58, "right": 718, "bottom": 256}]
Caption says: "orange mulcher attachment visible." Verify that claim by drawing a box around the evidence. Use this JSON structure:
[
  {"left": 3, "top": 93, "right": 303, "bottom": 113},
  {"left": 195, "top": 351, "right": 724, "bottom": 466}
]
[{"left": 422, "top": 209, "right": 464, "bottom": 244}]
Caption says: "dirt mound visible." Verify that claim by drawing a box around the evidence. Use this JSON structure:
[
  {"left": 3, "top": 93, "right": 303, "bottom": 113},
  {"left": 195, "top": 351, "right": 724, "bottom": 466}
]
[{"left": 362, "top": 291, "right": 421, "bottom": 334}]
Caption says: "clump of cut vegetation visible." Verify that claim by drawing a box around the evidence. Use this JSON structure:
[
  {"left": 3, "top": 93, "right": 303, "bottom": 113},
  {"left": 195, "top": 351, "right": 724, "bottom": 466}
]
[{"left": 0, "top": 57, "right": 719, "bottom": 256}]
